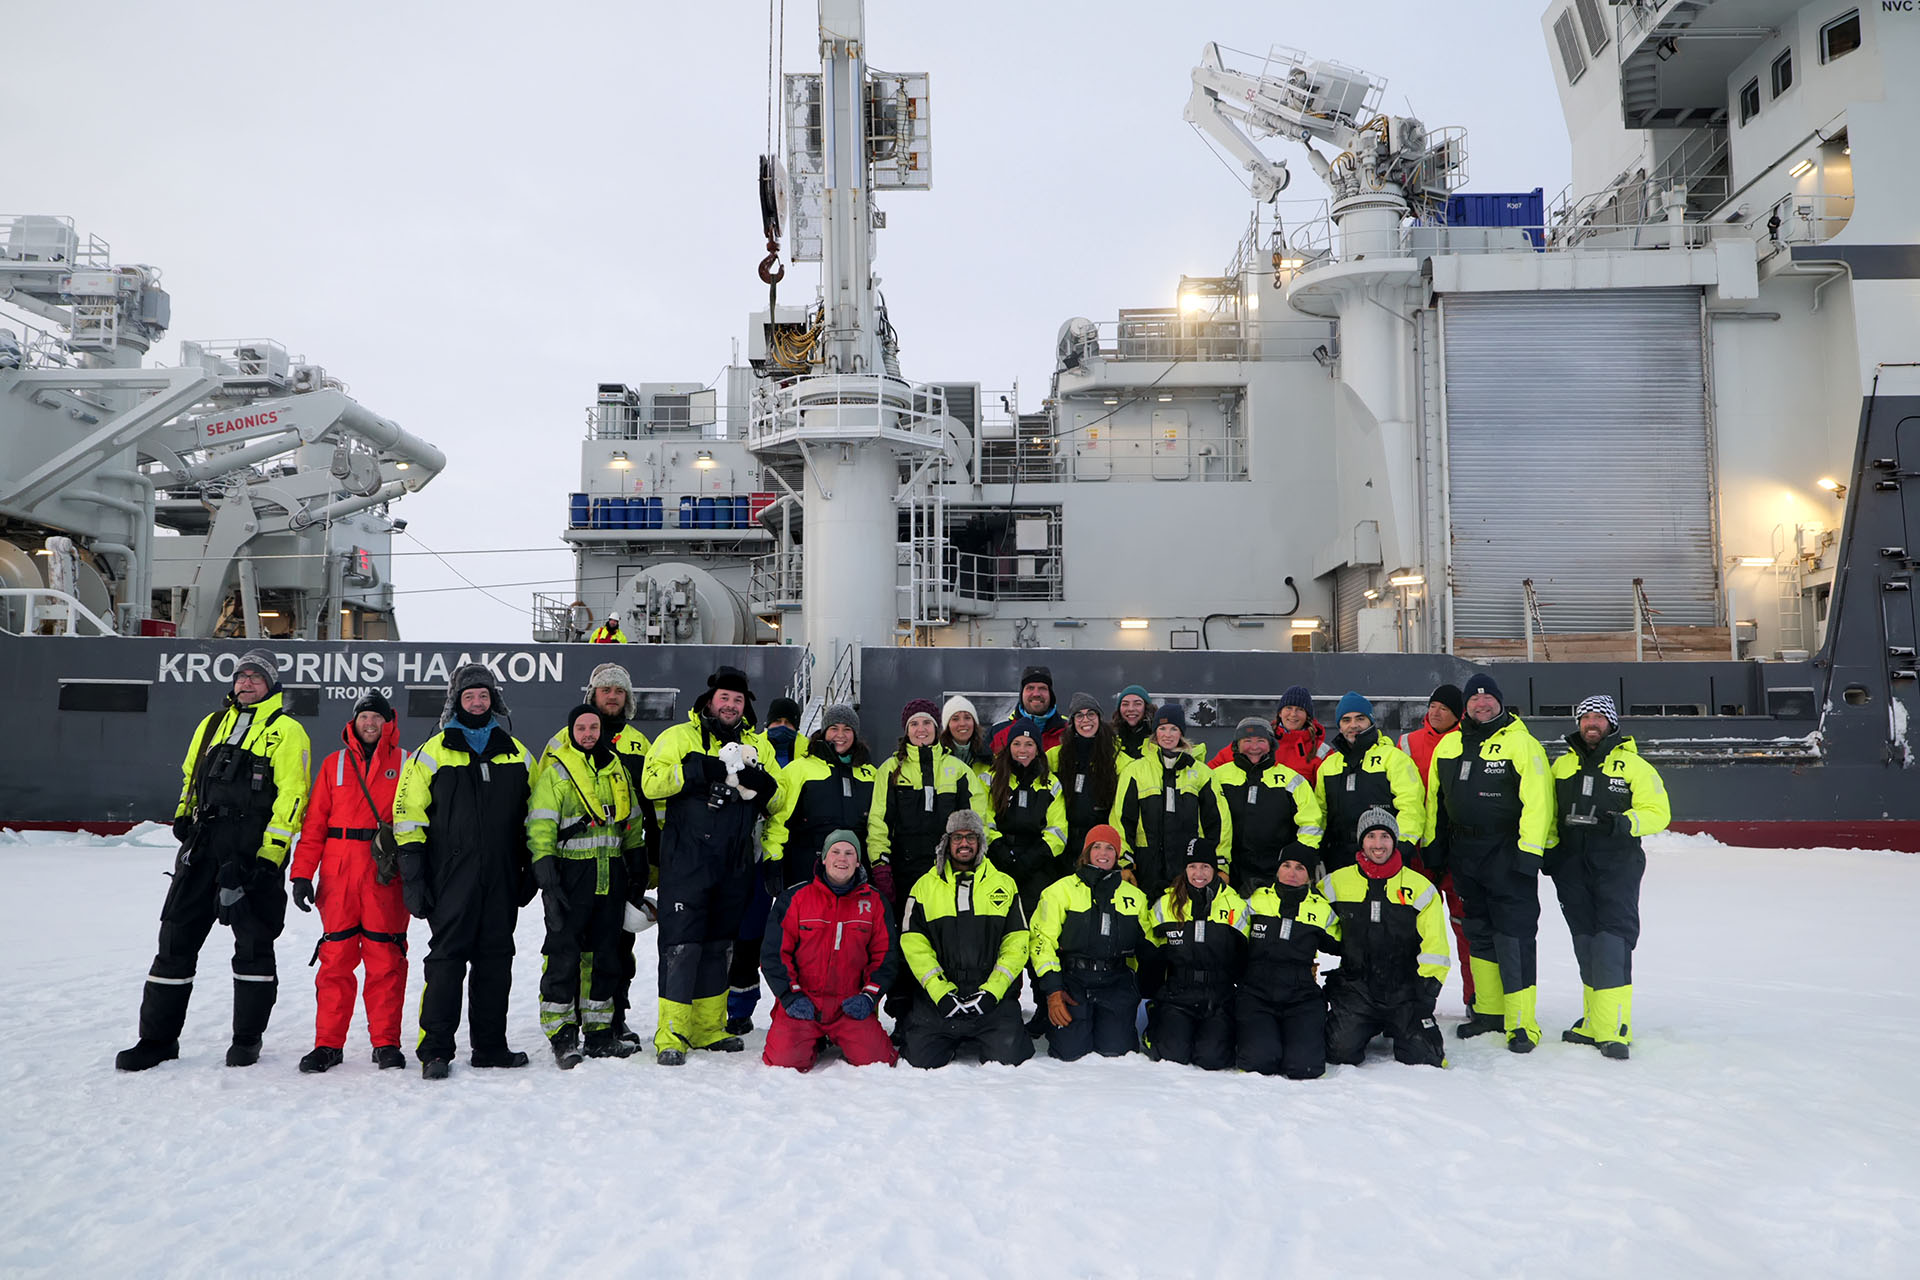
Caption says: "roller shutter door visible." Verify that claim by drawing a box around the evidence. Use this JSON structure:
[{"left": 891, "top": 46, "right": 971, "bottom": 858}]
[{"left": 1442, "top": 289, "right": 1718, "bottom": 640}]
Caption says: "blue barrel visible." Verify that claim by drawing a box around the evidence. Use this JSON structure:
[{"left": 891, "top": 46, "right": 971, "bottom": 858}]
[
  {"left": 569, "top": 493, "right": 589, "bottom": 528},
  {"left": 590, "top": 497, "right": 611, "bottom": 530},
  {"left": 621, "top": 497, "right": 641, "bottom": 530},
  {"left": 647, "top": 496, "right": 664, "bottom": 529},
  {"left": 678, "top": 495, "right": 696, "bottom": 528},
  {"left": 697, "top": 496, "right": 717, "bottom": 529},
  {"left": 733, "top": 495, "right": 750, "bottom": 528}
]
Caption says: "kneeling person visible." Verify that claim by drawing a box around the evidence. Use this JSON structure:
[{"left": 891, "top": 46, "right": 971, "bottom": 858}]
[
  {"left": 1237, "top": 850, "right": 1340, "bottom": 1079},
  {"left": 760, "top": 831, "right": 900, "bottom": 1070},
  {"left": 1142, "top": 841, "right": 1249, "bottom": 1070},
  {"left": 898, "top": 809, "right": 1033, "bottom": 1068},
  {"left": 1322, "top": 808, "right": 1450, "bottom": 1068},
  {"left": 1029, "top": 824, "right": 1150, "bottom": 1061}
]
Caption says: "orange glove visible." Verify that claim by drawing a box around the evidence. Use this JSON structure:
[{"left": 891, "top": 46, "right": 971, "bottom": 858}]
[
  {"left": 1046, "top": 989, "right": 1078, "bottom": 1028},
  {"left": 1120, "top": 868, "right": 1138, "bottom": 887}
]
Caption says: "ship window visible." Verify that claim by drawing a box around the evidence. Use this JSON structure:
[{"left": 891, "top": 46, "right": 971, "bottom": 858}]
[
  {"left": 407, "top": 686, "right": 447, "bottom": 719},
  {"left": 651, "top": 395, "right": 691, "bottom": 429},
  {"left": 1738, "top": 78, "right": 1761, "bottom": 125},
  {"left": 1574, "top": 0, "right": 1609, "bottom": 56},
  {"left": 57, "top": 679, "right": 150, "bottom": 714},
  {"left": 1554, "top": 10, "right": 1587, "bottom": 84},
  {"left": 1771, "top": 48, "right": 1794, "bottom": 98},
  {"left": 1820, "top": 11, "right": 1861, "bottom": 63}
]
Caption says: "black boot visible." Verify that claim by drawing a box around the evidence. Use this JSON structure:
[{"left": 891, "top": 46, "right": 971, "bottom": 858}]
[
  {"left": 470, "top": 1046, "right": 530, "bottom": 1069},
  {"left": 1507, "top": 1030, "right": 1536, "bottom": 1054},
  {"left": 656, "top": 1048, "right": 688, "bottom": 1066},
  {"left": 1562, "top": 1020, "right": 1596, "bottom": 1047},
  {"left": 612, "top": 1015, "right": 643, "bottom": 1049},
  {"left": 724, "top": 1015, "right": 754, "bottom": 1036},
  {"left": 1600, "top": 1041, "right": 1630, "bottom": 1060},
  {"left": 299, "top": 1046, "right": 344, "bottom": 1074},
  {"left": 550, "top": 1026, "right": 583, "bottom": 1070},
  {"left": 114, "top": 1038, "right": 179, "bottom": 1072},
  {"left": 1025, "top": 1006, "right": 1050, "bottom": 1038},
  {"left": 696, "top": 1035, "right": 745, "bottom": 1053},
  {"left": 226, "top": 1038, "right": 262, "bottom": 1067},
  {"left": 584, "top": 1028, "right": 638, "bottom": 1059},
  {"left": 372, "top": 1045, "right": 407, "bottom": 1070},
  {"left": 1455, "top": 1010, "right": 1505, "bottom": 1039},
  {"left": 421, "top": 1058, "right": 451, "bottom": 1079}
]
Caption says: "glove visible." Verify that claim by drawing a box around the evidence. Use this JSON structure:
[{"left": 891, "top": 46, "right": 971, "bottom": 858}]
[
  {"left": 760, "top": 858, "right": 784, "bottom": 897},
  {"left": 936, "top": 992, "right": 965, "bottom": 1018},
  {"left": 1612, "top": 813, "right": 1635, "bottom": 837},
  {"left": 290, "top": 877, "right": 315, "bottom": 913},
  {"left": 697, "top": 753, "right": 730, "bottom": 785},
  {"left": 1046, "top": 989, "right": 1078, "bottom": 1028},
  {"left": 1417, "top": 976, "right": 1443, "bottom": 1013},
  {"left": 171, "top": 815, "right": 193, "bottom": 844},
  {"left": 623, "top": 897, "right": 658, "bottom": 934},
  {"left": 785, "top": 994, "right": 818, "bottom": 1021},
  {"left": 1120, "top": 867, "right": 1139, "bottom": 887},
  {"left": 868, "top": 859, "right": 895, "bottom": 903},
  {"left": 840, "top": 991, "right": 877, "bottom": 1021},
  {"left": 1540, "top": 845, "right": 1569, "bottom": 877},
  {"left": 215, "top": 859, "right": 251, "bottom": 925},
  {"left": 738, "top": 765, "right": 777, "bottom": 799},
  {"left": 402, "top": 878, "right": 434, "bottom": 920},
  {"left": 957, "top": 989, "right": 997, "bottom": 1017}
]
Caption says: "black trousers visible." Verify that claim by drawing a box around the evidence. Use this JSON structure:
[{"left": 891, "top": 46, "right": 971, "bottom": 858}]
[
  {"left": 538, "top": 858, "right": 626, "bottom": 1033},
  {"left": 1147, "top": 993, "right": 1234, "bottom": 1070},
  {"left": 1043, "top": 970, "right": 1139, "bottom": 1061},
  {"left": 137, "top": 828, "right": 286, "bottom": 1045},
  {"left": 1325, "top": 978, "right": 1444, "bottom": 1067},
  {"left": 1235, "top": 988, "right": 1328, "bottom": 1079},
  {"left": 417, "top": 874, "right": 519, "bottom": 1063},
  {"left": 1453, "top": 849, "right": 1541, "bottom": 997},
  {"left": 1551, "top": 846, "right": 1645, "bottom": 989},
  {"left": 656, "top": 859, "right": 754, "bottom": 1007},
  {"left": 903, "top": 992, "right": 1034, "bottom": 1068}
]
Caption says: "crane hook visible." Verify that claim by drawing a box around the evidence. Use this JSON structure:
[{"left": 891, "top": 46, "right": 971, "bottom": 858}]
[{"left": 758, "top": 239, "right": 786, "bottom": 286}]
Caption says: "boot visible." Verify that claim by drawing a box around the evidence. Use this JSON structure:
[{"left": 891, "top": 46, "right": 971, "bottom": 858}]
[
  {"left": 1025, "top": 1006, "right": 1051, "bottom": 1038},
  {"left": 1590, "top": 984, "right": 1634, "bottom": 1054},
  {"left": 372, "top": 1045, "right": 407, "bottom": 1070},
  {"left": 1561, "top": 1020, "right": 1597, "bottom": 1047},
  {"left": 422, "top": 1057, "right": 451, "bottom": 1079},
  {"left": 1507, "top": 1029, "right": 1537, "bottom": 1054},
  {"left": 1455, "top": 1010, "right": 1505, "bottom": 1039},
  {"left": 550, "top": 1026, "right": 583, "bottom": 1070},
  {"left": 656, "top": 1048, "right": 688, "bottom": 1066},
  {"left": 1600, "top": 1041, "right": 1630, "bottom": 1060},
  {"left": 470, "top": 1047, "right": 530, "bottom": 1069},
  {"left": 695, "top": 1035, "right": 745, "bottom": 1053},
  {"left": 725, "top": 1015, "right": 755, "bottom": 1036},
  {"left": 584, "top": 1027, "right": 638, "bottom": 1059},
  {"left": 299, "top": 1046, "right": 344, "bottom": 1074},
  {"left": 114, "top": 1038, "right": 179, "bottom": 1072},
  {"left": 612, "top": 1014, "right": 643, "bottom": 1049},
  {"left": 226, "top": 1038, "right": 263, "bottom": 1067}
]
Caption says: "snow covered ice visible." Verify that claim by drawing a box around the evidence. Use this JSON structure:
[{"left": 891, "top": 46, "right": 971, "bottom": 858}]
[{"left": 3, "top": 825, "right": 1917, "bottom": 1277}]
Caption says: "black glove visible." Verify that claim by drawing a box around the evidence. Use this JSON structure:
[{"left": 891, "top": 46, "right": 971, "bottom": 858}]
[
  {"left": 402, "top": 878, "right": 434, "bottom": 920},
  {"left": 215, "top": 859, "right": 251, "bottom": 925},
  {"left": 533, "top": 859, "right": 570, "bottom": 931},
  {"left": 1417, "top": 975, "right": 1443, "bottom": 1013},
  {"left": 290, "top": 877, "right": 315, "bottom": 913},
  {"left": 697, "top": 753, "right": 729, "bottom": 785},
  {"left": 936, "top": 992, "right": 964, "bottom": 1018},
  {"left": 738, "top": 764, "right": 777, "bottom": 798},
  {"left": 1541, "top": 844, "right": 1569, "bottom": 877},
  {"left": 1612, "top": 813, "right": 1635, "bottom": 837},
  {"left": 171, "top": 815, "right": 193, "bottom": 845},
  {"left": 760, "top": 858, "right": 784, "bottom": 896},
  {"left": 966, "top": 989, "right": 998, "bottom": 1016}
]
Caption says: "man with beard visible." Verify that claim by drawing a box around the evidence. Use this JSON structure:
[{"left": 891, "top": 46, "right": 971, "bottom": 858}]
[
  {"left": 1212, "top": 717, "right": 1324, "bottom": 898},
  {"left": 1544, "top": 695, "right": 1669, "bottom": 1061},
  {"left": 640, "top": 666, "right": 779, "bottom": 1064},
  {"left": 1312, "top": 692, "right": 1424, "bottom": 881},
  {"left": 989, "top": 664, "right": 1068, "bottom": 755},
  {"left": 1424, "top": 674, "right": 1553, "bottom": 1053}
]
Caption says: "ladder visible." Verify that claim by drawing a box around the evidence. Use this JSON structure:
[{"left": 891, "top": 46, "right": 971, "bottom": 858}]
[
  {"left": 900, "top": 463, "right": 949, "bottom": 634},
  {"left": 1523, "top": 578, "right": 1552, "bottom": 661},
  {"left": 1633, "top": 578, "right": 1665, "bottom": 662},
  {"left": 1773, "top": 563, "right": 1807, "bottom": 653}
]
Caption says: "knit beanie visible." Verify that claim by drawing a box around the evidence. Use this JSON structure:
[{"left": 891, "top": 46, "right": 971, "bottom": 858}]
[
  {"left": 1463, "top": 673, "right": 1504, "bottom": 709},
  {"left": 941, "top": 695, "right": 979, "bottom": 729},
  {"left": 1276, "top": 686, "right": 1313, "bottom": 716},
  {"left": 1155, "top": 703, "right": 1188, "bottom": 732},
  {"left": 1234, "top": 716, "right": 1278, "bottom": 747},
  {"left": 822, "top": 703, "right": 860, "bottom": 736},
  {"left": 1428, "top": 684, "right": 1465, "bottom": 718},
  {"left": 901, "top": 698, "right": 940, "bottom": 728},
  {"left": 1574, "top": 693, "right": 1618, "bottom": 728},
  {"left": 1334, "top": 691, "right": 1374, "bottom": 723}
]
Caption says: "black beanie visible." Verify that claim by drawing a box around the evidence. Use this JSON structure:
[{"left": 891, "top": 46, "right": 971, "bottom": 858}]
[
  {"left": 1019, "top": 665, "right": 1054, "bottom": 693},
  {"left": 768, "top": 696, "right": 802, "bottom": 725},
  {"left": 1462, "top": 673, "right": 1504, "bottom": 708},
  {"left": 1428, "top": 684, "right": 1465, "bottom": 718},
  {"left": 354, "top": 690, "right": 396, "bottom": 722}
]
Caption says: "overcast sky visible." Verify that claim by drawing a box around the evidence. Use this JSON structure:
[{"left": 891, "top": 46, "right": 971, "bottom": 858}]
[{"left": 5, "top": 1, "right": 1571, "bottom": 641}]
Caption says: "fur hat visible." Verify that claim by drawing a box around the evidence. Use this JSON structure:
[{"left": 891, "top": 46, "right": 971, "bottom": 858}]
[
  {"left": 588, "top": 662, "right": 634, "bottom": 697},
  {"left": 936, "top": 807, "right": 988, "bottom": 871},
  {"left": 440, "top": 662, "right": 511, "bottom": 728}
]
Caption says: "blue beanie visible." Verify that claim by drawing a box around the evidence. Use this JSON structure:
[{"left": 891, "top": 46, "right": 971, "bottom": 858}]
[
  {"left": 1334, "top": 691, "right": 1374, "bottom": 723},
  {"left": 1463, "top": 673, "right": 1504, "bottom": 708},
  {"left": 1115, "top": 683, "right": 1151, "bottom": 708},
  {"left": 1277, "top": 686, "right": 1313, "bottom": 716}
]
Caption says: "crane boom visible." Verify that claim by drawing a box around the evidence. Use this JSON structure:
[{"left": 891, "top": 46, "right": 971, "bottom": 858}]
[{"left": 1183, "top": 43, "right": 1383, "bottom": 201}]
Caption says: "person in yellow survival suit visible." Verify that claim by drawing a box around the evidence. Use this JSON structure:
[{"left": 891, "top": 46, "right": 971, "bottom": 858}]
[
  {"left": 117, "top": 648, "right": 311, "bottom": 1072},
  {"left": 1545, "top": 694, "right": 1670, "bottom": 1061},
  {"left": 640, "top": 666, "right": 779, "bottom": 1065}
]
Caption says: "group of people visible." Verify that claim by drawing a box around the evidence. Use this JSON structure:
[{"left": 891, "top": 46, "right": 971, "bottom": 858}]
[{"left": 114, "top": 653, "right": 1668, "bottom": 1080}]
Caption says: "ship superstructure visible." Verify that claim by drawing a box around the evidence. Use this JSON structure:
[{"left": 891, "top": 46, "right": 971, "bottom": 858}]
[
  {"left": 551, "top": 0, "right": 1910, "bottom": 686},
  {"left": 0, "top": 215, "right": 445, "bottom": 640}
]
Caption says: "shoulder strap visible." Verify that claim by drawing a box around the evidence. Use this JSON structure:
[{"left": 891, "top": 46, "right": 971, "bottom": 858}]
[{"left": 347, "top": 746, "right": 385, "bottom": 820}]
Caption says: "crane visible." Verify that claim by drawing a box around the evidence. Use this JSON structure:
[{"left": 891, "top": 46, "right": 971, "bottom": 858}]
[{"left": 1184, "top": 43, "right": 1461, "bottom": 217}]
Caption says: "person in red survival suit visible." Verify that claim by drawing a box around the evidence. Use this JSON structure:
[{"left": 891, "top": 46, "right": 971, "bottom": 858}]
[
  {"left": 759, "top": 829, "right": 901, "bottom": 1070},
  {"left": 290, "top": 691, "right": 410, "bottom": 1073}
]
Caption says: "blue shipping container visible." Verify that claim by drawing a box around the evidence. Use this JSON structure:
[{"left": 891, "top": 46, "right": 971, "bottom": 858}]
[{"left": 1446, "top": 188, "right": 1545, "bottom": 247}]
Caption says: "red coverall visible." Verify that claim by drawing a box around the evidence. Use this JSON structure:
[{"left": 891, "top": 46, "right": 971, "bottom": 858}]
[
  {"left": 1398, "top": 714, "right": 1476, "bottom": 1009},
  {"left": 759, "top": 867, "right": 900, "bottom": 1070},
  {"left": 294, "top": 714, "right": 410, "bottom": 1050},
  {"left": 1207, "top": 718, "right": 1332, "bottom": 783}
]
